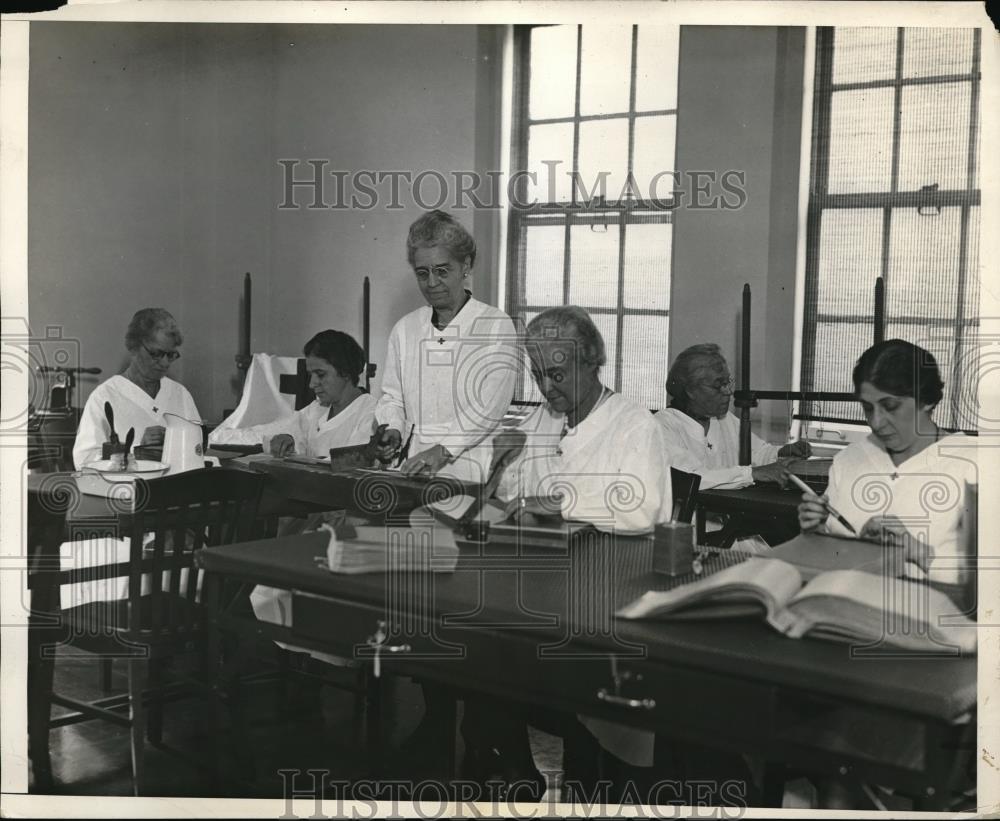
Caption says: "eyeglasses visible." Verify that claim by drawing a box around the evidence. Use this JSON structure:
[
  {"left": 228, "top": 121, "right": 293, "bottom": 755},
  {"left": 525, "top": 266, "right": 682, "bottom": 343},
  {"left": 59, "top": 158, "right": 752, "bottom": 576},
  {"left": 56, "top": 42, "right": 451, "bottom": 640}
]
[
  {"left": 699, "top": 376, "right": 735, "bottom": 392},
  {"left": 143, "top": 344, "right": 181, "bottom": 362}
]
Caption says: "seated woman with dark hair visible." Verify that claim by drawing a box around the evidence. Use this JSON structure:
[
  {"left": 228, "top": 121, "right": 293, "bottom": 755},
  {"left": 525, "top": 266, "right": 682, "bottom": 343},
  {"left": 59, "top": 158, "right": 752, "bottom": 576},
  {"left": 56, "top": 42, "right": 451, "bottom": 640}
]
[
  {"left": 210, "top": 329, "right": 377, "bottom": 458},
  {"left": 796, "top": 338, "right": 976, "bottom": 809},
  {"left": 798, "top": 339, "right": 976, "bottom": 584}
]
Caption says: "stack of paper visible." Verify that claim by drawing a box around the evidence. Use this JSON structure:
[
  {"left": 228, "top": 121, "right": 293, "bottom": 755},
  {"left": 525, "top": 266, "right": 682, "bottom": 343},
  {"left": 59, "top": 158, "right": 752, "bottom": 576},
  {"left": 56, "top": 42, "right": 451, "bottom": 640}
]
[{"left": 320, "top": 522, "right": 459, "bottom": 575}]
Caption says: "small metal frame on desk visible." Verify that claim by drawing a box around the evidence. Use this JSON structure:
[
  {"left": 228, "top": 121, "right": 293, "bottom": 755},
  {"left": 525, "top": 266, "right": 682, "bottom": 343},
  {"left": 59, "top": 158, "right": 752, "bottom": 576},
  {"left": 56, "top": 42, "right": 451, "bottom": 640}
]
[{"left": 735, "top": 277, "right": 886, "bottom": 465}]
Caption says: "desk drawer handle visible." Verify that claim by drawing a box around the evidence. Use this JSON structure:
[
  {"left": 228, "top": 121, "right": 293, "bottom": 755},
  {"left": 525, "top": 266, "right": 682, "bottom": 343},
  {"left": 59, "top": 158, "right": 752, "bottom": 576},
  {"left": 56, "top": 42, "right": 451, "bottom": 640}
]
[
  {"left": 596, "top": 688, "right": 656, "bottom": 710},
  {"left": 382, "top": 643, "right": 411, "bottom": 654}
]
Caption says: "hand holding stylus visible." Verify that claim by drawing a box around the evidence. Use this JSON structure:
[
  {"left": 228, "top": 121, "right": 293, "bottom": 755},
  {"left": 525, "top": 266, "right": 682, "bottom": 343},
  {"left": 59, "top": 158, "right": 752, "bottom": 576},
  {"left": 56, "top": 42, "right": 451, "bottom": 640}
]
[{"left": 790, "top": 473, "right": 857, "bottom": 535}]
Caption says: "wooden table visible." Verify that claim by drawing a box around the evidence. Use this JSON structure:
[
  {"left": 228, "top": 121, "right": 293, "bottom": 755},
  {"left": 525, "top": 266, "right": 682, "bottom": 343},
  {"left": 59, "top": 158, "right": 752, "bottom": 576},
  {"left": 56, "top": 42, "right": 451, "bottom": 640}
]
[{"left": 197, "top": 529, "right": 976, "bottom": 808}]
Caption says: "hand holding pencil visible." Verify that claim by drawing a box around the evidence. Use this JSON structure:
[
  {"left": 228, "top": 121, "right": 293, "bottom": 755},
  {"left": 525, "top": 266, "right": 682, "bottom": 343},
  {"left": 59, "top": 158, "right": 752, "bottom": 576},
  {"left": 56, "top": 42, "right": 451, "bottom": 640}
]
[{"left": 791, "top": 473, "right": 857, "bottom": 535}]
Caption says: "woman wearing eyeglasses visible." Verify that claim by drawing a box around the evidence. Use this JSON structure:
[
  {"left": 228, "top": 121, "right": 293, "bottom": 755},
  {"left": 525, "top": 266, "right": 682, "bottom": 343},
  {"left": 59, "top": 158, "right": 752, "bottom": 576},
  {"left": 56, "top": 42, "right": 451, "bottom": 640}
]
[
  {"left": 72, "top": 308, "right": 201, "bottom": 468},
  {"left": 654, "top": 343, "right": 811, "bottom": 489}
]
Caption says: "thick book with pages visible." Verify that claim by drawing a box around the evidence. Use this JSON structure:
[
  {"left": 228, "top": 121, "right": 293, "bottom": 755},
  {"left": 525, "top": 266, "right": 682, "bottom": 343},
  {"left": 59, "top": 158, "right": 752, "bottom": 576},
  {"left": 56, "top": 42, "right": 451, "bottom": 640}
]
[{"left": 617, "top": 557, "right": 976, "bottom": 654}]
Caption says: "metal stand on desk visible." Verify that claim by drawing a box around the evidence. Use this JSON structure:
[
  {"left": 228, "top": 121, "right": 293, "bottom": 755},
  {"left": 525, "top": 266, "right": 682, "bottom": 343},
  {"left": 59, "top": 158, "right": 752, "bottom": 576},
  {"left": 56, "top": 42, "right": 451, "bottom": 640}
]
[{"left": 735, "top": 277, "right": 886, "bottom": 465}]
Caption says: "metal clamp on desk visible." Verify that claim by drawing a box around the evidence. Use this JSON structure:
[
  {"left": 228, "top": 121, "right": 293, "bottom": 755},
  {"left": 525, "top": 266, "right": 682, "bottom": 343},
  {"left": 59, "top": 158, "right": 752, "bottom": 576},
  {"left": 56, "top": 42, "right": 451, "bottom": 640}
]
[{"left": 597, "top": 657, "right": 656, "bottom": 710}]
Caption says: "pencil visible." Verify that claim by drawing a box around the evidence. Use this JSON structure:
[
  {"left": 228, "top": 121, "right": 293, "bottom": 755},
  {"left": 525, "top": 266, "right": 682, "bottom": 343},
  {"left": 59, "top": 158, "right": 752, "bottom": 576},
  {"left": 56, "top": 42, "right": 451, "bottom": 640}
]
[{"left": 787, "top": 472, "right": 857, "bottom": 535}]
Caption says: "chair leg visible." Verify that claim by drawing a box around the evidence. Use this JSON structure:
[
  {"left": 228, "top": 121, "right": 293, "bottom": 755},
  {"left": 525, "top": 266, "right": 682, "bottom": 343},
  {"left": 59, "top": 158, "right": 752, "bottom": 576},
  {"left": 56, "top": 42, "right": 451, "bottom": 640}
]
[
  {"left": 100, "top": 658, "right": 114, "bottom": 694},
  {"left": 127, "top": 658, "right": 148, "bottom": 796},
  {"left": 146, "top": 658, "right": 165, "bottom": 745},
  {"left": 27, "top": 645, "right": 55, "bottom": 792}
]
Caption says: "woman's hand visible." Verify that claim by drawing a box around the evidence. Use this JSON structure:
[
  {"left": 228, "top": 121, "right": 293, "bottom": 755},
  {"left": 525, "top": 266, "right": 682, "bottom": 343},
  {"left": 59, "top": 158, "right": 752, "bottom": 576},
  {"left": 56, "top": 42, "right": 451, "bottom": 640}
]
[
  {"left": 490, "top": 430, "right": 526, "bottom": 474},
  {"left": 372, "top": 427, "right": 401, "bottom": 464},
  {"left": 778, "top": 440, "right": 812, "bottom": 459},
  {"left": 752, "top": 461, "right": 792, "bottom": 487},
  {"left": 400, "top": 444, "right": 453, "bottom": 477},
  {"left": 859, "top": 514, "right": 909, "bottom": 546},
  {"left": 859, "top": 515, "right": 927, "bottom": 575},
  {"left": 140, "top": 425, "right": 165, "bottom": 447},
  {"left": 797, "top": 491, "right": 830, "bottom": 532},
  {"left": 269, "top": 434, "right": 295, "bottom": 457}
]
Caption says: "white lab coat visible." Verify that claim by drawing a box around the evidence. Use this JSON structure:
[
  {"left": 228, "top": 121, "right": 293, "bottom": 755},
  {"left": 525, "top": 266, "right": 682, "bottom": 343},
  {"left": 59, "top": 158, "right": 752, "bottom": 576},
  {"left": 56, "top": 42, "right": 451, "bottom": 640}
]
[
  {"left": 375, "top": 296, "right": 517, "bottom": 484},
  {"left": 209, "top": 394, "right": 377, "bottom": 457},
  {"left": 823, "top": 432, "right": 977, "bottom": 584},
  {"left": 73, "top": 375, "right": 201, "bottom": 469},
  {"left": 498, "top": 391, "right": 674, "bottom": 534},
  {"left": 653, "top": 409, "right": 781, "bottom": 490}
]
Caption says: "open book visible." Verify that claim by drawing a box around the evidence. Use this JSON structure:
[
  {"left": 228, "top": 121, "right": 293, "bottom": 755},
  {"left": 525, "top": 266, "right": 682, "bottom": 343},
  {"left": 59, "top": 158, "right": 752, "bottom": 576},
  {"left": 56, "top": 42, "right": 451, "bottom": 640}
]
[{"left": 617, "top": 558, "right": 976, "bottom": 654}]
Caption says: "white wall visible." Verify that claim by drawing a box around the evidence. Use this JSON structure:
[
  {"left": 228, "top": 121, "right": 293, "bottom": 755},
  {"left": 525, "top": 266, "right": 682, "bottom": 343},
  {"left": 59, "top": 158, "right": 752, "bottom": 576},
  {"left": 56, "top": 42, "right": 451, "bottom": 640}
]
[
  {"left": 28, "top": 22, "right": 492, "bottom": 422},
  {"left": 671, "top": 26, "right": 806, "bottom": 440}
]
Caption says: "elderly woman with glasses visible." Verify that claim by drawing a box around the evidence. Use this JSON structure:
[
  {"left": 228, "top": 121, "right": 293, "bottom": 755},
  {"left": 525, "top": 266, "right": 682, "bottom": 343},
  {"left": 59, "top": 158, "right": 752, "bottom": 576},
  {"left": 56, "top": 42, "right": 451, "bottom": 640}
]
[
  {"left": 73, "top": 308, "right": 200, "bottom": 468},
  {"left": 372, "top": 209, "right": 517, "bottom": 483},
  {"left": 654, "top": 343, "right": 810, "bottom": 490}
]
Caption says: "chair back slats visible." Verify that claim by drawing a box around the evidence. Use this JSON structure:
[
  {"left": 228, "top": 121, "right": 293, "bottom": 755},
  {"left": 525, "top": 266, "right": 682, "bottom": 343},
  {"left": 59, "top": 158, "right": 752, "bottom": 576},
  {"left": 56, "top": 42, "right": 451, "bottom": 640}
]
[{"left": 125, "top": 469, "right": 264, "bottom": 641}]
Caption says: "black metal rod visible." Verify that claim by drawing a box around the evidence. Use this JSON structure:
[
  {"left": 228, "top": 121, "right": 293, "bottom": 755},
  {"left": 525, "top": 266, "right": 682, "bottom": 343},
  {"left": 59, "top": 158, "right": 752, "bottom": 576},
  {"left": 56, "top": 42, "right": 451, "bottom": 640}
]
[
  {"left": 363, "top": 276, "right": 371, "bottom": 392},
  {"left": 874, "top": 276, "right": 885, "bottom": 345},
  {"left": 734, "top": 390, "right": 856, "bottom": 403},
  {"left": 739, "top": 284, "right": 752, "bottom": 466}
]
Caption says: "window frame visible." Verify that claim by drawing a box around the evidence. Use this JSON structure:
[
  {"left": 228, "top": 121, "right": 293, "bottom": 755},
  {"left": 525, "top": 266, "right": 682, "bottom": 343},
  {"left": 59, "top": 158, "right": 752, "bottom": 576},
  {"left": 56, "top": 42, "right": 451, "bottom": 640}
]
[
  {"left": 798, "top": 26, "right": 981, "bottom": 438},
  {"left": 505, "top": 23, "right": 678, "bottom": 405}
]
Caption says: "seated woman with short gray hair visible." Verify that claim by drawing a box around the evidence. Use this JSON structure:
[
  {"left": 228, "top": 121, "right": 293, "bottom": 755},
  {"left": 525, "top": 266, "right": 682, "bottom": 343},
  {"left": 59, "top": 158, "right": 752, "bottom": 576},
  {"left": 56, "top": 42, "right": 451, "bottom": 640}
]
[{"left": 654, "top": 343, "right": 810, "bottom": 490}]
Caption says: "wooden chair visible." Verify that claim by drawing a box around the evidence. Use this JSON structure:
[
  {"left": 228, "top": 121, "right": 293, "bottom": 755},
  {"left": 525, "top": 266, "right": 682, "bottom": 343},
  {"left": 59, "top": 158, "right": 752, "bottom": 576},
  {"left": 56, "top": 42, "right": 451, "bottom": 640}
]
[
  {"left": 670, "top": 467, "right": 701, "bottom": 524},
  {"left": 27, "top": 467, "right": 264, "bottom": 795}
]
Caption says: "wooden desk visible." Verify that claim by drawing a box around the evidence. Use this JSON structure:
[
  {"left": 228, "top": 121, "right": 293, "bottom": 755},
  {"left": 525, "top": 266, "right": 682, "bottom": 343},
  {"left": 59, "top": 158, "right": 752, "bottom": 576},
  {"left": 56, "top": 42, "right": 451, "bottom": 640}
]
[
  {"left": 696, "top": 485, "right": 803, "bottom": 546},
  {"left": 197, "top": 530, "right": 975, "bottom": 808},
  {"left": 241, "top": 458, "right": 475, "bottom": 521}
]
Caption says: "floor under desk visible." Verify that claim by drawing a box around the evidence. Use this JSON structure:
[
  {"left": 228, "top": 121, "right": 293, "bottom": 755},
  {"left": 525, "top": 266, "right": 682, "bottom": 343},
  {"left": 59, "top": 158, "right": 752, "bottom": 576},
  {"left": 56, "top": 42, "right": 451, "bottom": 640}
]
[{"left": 31, "top": 649, "right": 952, "bottom": 811}]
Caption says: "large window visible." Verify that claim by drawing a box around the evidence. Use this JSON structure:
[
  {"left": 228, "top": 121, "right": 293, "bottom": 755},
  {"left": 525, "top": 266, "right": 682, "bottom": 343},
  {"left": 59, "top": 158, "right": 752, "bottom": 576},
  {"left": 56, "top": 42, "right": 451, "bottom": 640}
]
[
  {"left": 505, "top": 25, "right": 680, "bottom": 408},
  {"left": 800, "top": 27, "right": 981, "bottom": 433}
]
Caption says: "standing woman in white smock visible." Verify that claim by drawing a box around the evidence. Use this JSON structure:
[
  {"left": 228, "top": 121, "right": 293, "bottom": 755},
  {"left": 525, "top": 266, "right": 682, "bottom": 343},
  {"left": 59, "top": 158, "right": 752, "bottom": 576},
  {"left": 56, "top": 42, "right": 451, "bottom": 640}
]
[{"left": 373, "top": 210, "right": 517, "bottom": 483}]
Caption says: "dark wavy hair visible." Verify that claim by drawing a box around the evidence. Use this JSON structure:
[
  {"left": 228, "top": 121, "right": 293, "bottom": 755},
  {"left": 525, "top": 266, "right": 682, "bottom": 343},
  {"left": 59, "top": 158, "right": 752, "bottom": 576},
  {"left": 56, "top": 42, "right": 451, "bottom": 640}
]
[
  {"left": 124, "top": 308, "right": 182, "bottom": 352},
  {"left": 405, "top": 209, "right": 477, "bottom": 268},
  {"left": 303, "top": 330, "right": 366, "bottom": 386},
  {"left": 852, "top": 339, "right": 944, "bottom": 409}
]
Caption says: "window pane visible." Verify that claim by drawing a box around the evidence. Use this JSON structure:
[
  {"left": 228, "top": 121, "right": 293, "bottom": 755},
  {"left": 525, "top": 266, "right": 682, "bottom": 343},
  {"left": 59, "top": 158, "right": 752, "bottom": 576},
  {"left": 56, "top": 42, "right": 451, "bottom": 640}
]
[
  {"left": 529, "top": 25, "right": 578, "bottom": 120},
  {"left": 568, "top": 224, "right": 619, "bottom": 307},
  {"left": 623, "top": 222, "right": 671, "bottom": 310},
  {"left": 815, "top": 209, "right": 883, "bottom": 317},
  {"left": 964, "top": 206, "right": 980, "bottom": 314},
  {"left": 635, "top": 26, "right": 679, "bottom": 112},
  {"left": 809, "top": 320, "right": 871, "bottom": 396},
  {"left": 577, "top": 118, "right": 629, "bottom": 202},
  {"left": 827, "top": 87, "right": 894, "bottom": 194},
  {"left": 524, "top": 224, "right": 566, "bottom": 305},
  {"left": 887, "top": 207, "right": 961, "bottom": 320},
  {"left": 831, "top": 28, "right": 897, "bottom": 85},
  {"left": 518, "top": 311, "right": 544, "bottom": 402},
  {"left": 590, "top": 311, "right": 618, "bottom": 392},
  {"left": 632, "top": 115, "right": 676, "bottom": 200},
  {"left": 902, "top": 28, "right": 974, "bottom": 79},
  {"left": 621, "top": 314, "right": 670, "bottom": 409},
  {"left": 897, "top": 82, "right": 971, "bottom": 192},
  {"left": 527, "top": 123, "right": 574, "bottom": 203},
  {"left": 579, "top": 26, "right": 632, "bottom": 116}
]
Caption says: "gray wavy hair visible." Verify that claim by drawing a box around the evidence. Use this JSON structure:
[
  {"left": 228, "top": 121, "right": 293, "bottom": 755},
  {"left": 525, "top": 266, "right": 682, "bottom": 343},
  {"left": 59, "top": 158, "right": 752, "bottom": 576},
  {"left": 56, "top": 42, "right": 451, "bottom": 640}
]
[
  {"left": 124, "top": 308, "right": 182, "bottom": 352},
  {"left": 405, "top": 209, "right": 477, "bottom": 268},
  {"left": 666, "top": 343, "right": 727, "bottom": 403},
  {"left": 525, "top": 306, "right": 606, "bottom": 367}
]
